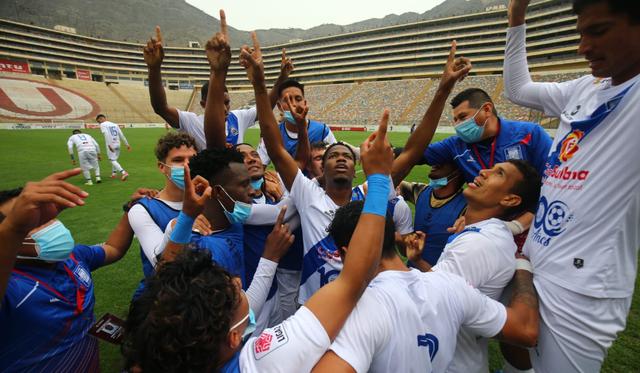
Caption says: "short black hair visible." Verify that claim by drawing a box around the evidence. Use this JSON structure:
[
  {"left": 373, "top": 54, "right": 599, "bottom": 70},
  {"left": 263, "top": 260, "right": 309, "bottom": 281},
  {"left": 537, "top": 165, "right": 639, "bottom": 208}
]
[
  {"left": 322, "top": 142, "right": 357, "bottom": 165},
  {"left": 95, "top": 114, "right": 105, "bottom": 121},
  {"left": 329, "top": 200, "right": 397, "bottom": 260},
  {"left": 450, "top": 88, "right": 498, "bottom": 116},
  {"left": 277, "top": 79, "right": 305, "bottom": 98},
  {"left": 503, "top": 159, "right": 541, "bottom": 220},
  {"left": 72, "top": 129, "right": 82, "bottom": 134},
  {"left": 201, "top": 82, "right": 229, "bottom": 102},
  {"left": 573, "top": 0, "right": 640, "bottom": 23},
  {"left": 154, "top": 132, "right": 197, "bottom": 162},
  {"left": 122, "top": 249, "right": 238, "bottom": 372},
  {"left": 188, "top": 147, "right": 245, "bottom": 185}
]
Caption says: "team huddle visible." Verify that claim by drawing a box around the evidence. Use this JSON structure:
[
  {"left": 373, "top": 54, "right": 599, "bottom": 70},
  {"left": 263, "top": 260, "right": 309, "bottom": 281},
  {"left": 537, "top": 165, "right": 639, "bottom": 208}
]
[{"left": 1, "top": 0, "right": 639, "bottom": 372}]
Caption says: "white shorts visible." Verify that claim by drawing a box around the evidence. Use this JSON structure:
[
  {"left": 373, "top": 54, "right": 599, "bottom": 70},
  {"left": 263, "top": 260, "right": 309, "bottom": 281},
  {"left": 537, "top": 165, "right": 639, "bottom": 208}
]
[
  {"left": 107, "top": 146, "right": 120, "bottom": 161},
  {"left": 78, "top": 151, "right": 98, "bottom": 170},
  {"left": 529, "top": 275, "right": 632, "bottom": 373},
  {"left": 240, "top": 306, "right": 330, "bottom": 372}
]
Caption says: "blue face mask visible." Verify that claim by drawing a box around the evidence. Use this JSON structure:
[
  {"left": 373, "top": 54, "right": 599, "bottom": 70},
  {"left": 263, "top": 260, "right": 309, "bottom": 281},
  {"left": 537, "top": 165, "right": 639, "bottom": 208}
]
[
  {"left": 454, "top": 106, "right": 487, "bottom": 143},
  {"left": 216, "top": 185, "right": 252, "bottom": 225},
  {"left": 21, "top": 220, "right": 75, "bottom": 261},
  {"left": 250, "top": 178, "right": 264, "bottom": 191},
  {"left": 283, "top": 110, "right": 296, "bottom": 124},
  {"left": 429, "top": 172, "right": 459, "bottom": 190},
  {"left": 229, "top": 307, "right": 257, "bottom": 343},
  {"left": 162, "top": 163, "right": 185, "bottom": 190}
]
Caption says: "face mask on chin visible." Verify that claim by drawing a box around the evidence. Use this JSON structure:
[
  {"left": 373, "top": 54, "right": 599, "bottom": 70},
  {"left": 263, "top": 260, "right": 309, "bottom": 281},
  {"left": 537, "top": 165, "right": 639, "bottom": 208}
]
[{"left": 215, "top": 185, "right": 252, "bottom": 225}]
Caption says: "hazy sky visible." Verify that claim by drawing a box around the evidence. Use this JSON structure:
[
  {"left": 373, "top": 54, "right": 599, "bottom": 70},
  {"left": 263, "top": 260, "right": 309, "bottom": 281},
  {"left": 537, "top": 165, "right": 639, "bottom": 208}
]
[{"left": 185, "top": 0, "right": 447, "bottom": 30}]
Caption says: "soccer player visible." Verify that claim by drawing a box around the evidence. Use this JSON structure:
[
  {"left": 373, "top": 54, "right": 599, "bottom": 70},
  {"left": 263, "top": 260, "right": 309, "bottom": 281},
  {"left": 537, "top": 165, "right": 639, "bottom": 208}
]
[
  {"left": 307, "top": 141, "right": 328, "bottom": 179},
  {"left": 503, "top": 0, "right": 640, "bottom": 372},
  {"left": 0, "top": 170, "right": 148, "bottom": 371},
  {"left": 121, "top": 94, "right": 396, "bottom": 371},
  {"left": 312, "top": 199, "right": 539, "bottom": 373},
  {"left": 67, "top": 129, "right": 102, "bottom": 185},
  {"left": 256, "top": 79, "right": 337, "bottom": 166},
  {"left": 399, "top": 161, "right": 466, "bottom": 266},
  {"left": 96, "top": 114, "right": 131, "bottom": 180},
  {"left": 127, "top": 132, "right": 197, "bottom": 300},
  {"left": 143, "top": 11, "right": 294, "bottom": 150}
]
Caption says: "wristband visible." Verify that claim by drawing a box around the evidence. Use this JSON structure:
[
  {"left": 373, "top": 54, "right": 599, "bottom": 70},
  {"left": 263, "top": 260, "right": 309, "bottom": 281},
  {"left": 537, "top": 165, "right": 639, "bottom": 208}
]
[
  {"left": 363, "top": 174, "right": 390, "bottom": 217},
  {"left": 515, "top": 258, "right": 533, "bottom": 273},
  {"left": 505, "top": 220, "right": 525, "bottom": 235},
  {"left": 170, "top": 212, "right": 195, "bottom": 244}
]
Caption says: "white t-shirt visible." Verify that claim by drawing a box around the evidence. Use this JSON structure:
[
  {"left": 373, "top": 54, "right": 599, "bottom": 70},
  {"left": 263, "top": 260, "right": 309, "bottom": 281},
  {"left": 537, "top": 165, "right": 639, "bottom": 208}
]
[
  {"left": 177, "top": 107, "right": 257, "bottom": 151},
  {"left": 99, "top": 121, "right": 128, "bottom": 148},
  {"left": 432, "top": 218, "right": 516, "bottom": 373},
  {"left": 289, "top": 169, "right": 398, "bottom": 303},
  {"left": 240, "top": 306, "right": 331, "bottom": 372},
  {"left": 505, "top": 24, "right": 640, "bottom": 299},
  {"left": 67, "top": 133, "right": 99, "bottom": 154},
  {"left": 329, "top": 270, "right": 507, "bottom": 373}
]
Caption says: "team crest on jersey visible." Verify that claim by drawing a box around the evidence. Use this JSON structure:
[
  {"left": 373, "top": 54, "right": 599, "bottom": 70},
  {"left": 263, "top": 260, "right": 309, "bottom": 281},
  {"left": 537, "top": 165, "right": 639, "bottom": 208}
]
[
  {"left": 229, "top": 127, "right": 239, "bottom": 136},
  {"left": 558, "top": 130, "right": 584, "bottom": 162},
  {"left": 74, "top": 266, "right": 92, "bottom": 288},
  {"left": 504, "top": 145, "right": 523, "bottom": 160},
  {"left": 253, "top": 324, "right": 289, "bottom": 360}
]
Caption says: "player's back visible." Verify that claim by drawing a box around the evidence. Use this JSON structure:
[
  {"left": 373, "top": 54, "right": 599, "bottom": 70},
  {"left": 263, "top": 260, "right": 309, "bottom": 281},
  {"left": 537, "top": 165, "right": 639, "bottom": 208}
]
[
  {"left": 100, "top": 121, "right": 121, "bottom": 146},
  {"left": 69, "top": 134, "right": 97, "bottom": 153}
]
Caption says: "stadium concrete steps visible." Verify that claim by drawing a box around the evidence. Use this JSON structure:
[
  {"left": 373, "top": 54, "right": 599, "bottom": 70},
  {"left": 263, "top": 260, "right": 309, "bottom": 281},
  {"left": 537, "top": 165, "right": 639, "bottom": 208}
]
[
  {"left": 398, "top": 79, "right": 435, "bottom": 123},
  {"left": 319, "top": 83, "right": 361, "bottom": 117},
  {"left": 492, "top": 77, "right": 504, "bottom": 103},
  {"left": 107, "top": 84, "right": 154, "bottom": 123}
]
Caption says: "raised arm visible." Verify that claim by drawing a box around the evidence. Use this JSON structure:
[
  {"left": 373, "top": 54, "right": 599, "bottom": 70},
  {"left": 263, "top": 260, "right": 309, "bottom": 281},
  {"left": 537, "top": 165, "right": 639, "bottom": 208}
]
[
  {"left": 0, "top": 169, "right": 88, "bottom": 299},
  {"left": 392, "top": 41, "right": 472, "bottom": 186},
  {"left": 267, "top": 48, "right": 294, "bottom": 108},
  {"left": 286, "top": 93, "right": 311, "bottom": 170},
  {"left": 144, "top": 26, "right": 179, "bottom": 128},
  {"left": 203, "top": 9, "right": 232, "bottom": 149},
  {"left": 304, "top": 110, "right": 394, "bottom": 341},
  {"left": 240, "top": 32, "right": 299, "bottom": 190}
]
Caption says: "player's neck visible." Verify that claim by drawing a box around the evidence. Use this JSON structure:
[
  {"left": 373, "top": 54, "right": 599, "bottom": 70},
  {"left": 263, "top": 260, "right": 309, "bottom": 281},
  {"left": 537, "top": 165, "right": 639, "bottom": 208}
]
[
  {"left": 432, "top": 183, "right": 460, "bottom": 199},
  {"left": 326, "top": 181, "right": 353, "bottom": 207},
  {"left": 203, "top": 204, "right": 231, "bottom": 231},
  {"left": 158, "top": 183, "right": 183, "bottom": 202},
  {"left": 377, "top": 255, "right": 410, "bottom": 275},
  {"left": 464, "top": 205, "right": 498, "bottom": 226},
  {"left": 612, "top": 65, "right": 640, "bottom": 86},
  {"left": 480, "top": 116, "right": 500, "bottom": 141}
]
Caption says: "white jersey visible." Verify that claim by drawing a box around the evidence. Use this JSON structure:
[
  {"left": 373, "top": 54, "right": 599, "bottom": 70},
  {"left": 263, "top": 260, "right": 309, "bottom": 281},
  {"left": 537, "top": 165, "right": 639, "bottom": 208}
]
[
  {"left": 390, "top": 195, "right": 414, "bottom": 235},
  {"left": 289, "top": 170, "right": 399, "bottom": 304},
  {"left": 67, "top": 133, "right": 99, "bottom": 155},
  {"left": 99, "top": 121, "right": 128, "bottom": 148},
  {"left": 177, "top": 107, "right": 257, "bottom": 151},
  {"left": 257, "top": 126, "right": 337, "bottom": 165},
  {"left": 329, "top": 270, "right": 507, "bottom": 373},
  {"left": 505, "top": 25, "right": 640, "bottom": 299},
  {"left": 432, "top": 218, "right": 516, "bottom": 373}
]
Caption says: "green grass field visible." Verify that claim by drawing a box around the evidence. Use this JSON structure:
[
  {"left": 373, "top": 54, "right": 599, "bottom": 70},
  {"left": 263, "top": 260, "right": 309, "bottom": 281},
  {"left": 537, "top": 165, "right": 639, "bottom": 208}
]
[{"left": 1, "top": 128, "right": 638, "bottom": 372}]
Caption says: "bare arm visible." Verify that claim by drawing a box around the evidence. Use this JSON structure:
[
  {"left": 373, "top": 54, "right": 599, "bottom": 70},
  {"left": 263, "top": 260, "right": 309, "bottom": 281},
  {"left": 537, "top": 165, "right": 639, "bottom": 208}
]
[
  {"left": 144, "top": 26, "right": 179, "bottom": 128},
  {"left": 497, "top": 258, "right": 539, "bottom": 347},
  {"left": 203, "top": 10, "right": 231, "bottom": 149},
  {"left": 392, "top": 41, "right": 472, "bottom": 186},
  {"left": 102, "top": 214, "right": 134, "bottom": 265},
  {"left": 267, "top": 48, "right": 294, "bottom": 108},
  {"left": 305, "top": 110, "right": 394, "bottom": 341},
  {"left": 240, "top": 33, "right": 299, "bottom": 190},
  {"left": 286, "top": 93, "right": 311, "bottom": 171}
]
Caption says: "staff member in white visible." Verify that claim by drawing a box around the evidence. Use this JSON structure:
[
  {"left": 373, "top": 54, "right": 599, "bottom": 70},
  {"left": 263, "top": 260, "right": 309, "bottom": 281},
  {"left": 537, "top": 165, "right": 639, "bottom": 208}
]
[
  {"left": 96, "top": 114, "right": 131, "bottom": 180},
  {"left": 504, "top": 0, "right": 640, "bottom": 372},
  {"left": 312, "top": 200, "right": 539, "bottom": 373},
  {"left": 67, "top": 129, "right": 101, "bottom": 185}
]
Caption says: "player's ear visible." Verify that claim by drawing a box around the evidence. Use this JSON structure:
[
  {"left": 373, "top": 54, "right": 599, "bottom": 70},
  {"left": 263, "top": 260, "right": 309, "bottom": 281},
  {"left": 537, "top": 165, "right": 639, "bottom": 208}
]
[
  {"left": 227, "top": 329, "right": 242, "bottom": 349},
  {"left": 500, "top": 193, "right": 522, "bottom": 209}
]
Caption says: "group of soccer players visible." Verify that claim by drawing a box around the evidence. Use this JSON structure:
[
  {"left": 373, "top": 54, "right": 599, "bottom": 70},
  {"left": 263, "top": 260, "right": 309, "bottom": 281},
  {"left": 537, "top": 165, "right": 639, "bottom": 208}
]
[{"left": 1, "top": 0, "right": 639, "bottom": 372}]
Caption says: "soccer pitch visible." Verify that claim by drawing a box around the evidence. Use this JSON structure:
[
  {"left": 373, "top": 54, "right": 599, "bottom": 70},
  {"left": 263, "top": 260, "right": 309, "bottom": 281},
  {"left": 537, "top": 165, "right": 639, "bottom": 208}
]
[{"left": 1, "top": 128, "right": 638, "bottom": 372}]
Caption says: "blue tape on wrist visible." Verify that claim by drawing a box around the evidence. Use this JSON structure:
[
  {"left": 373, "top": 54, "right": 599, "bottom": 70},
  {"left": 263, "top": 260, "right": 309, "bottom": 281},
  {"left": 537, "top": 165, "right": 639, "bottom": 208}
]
[
  {"left": 170, "top": 211, "right": 195, "bottom": 244},
  {"left": 363, "top": 174, "right": 390, "bottom": 217}
]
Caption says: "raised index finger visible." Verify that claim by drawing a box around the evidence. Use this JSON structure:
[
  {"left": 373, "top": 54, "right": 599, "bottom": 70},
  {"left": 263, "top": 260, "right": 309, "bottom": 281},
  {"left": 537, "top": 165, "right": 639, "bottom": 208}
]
[
  {"left": 155, "top": 26, "right": 163, "bottom": 44},
  {"left": 219, "top": 9, "right": 228, "bottom": 39},
  {"left": 250, "top": 32, "right": 261, "bottom": 57},
  {"left": 275, "top": 205, "right": 288, "bottom": 227},
  {"left": 447, "top": 40, "right": 457, "bottom": 64},
  {"left": 375, "top": 109, "right": 390, "bottom": 145},
  {"left": 45, "top": 168, "right": 83, "bottom": 182}
]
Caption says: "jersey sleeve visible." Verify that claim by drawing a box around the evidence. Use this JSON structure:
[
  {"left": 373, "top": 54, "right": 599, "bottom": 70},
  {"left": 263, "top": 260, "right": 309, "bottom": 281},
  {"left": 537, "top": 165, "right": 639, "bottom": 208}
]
[
  {"left": 432, "top": 234, "right": 497, "bottom": 289},
  {"left": 323, "top": 127, "right": 337, "bottom": 144},
  {"left": 246, "top": 197, "right": 299, "bottom": 226},
  {"left": 450, "top": 274, "right": 507, "bottom": 338},
  {"left": 233, "top": 106, "right": 258, "bottom": 132},
  {"left": 528, "top": 124, "right": 553, "bottom": 176},
  {"left": 72, "top": 245, "right": 107, "bottom": 271},
  {"left": 128, "top": 204, "right": 166, "bottom": 267},
  {"left": 116, "top": 126, "right": 129, "bottom": 146},
  {"left": 329, "top": 291, "right": 390, "bottom": 373},
  {"left": 257, "top": 138, "right": 271, "bottom": 165},
  {"left": 67, "top": 137, "right": 75, "bottom": 155},
  {"left": 503, "top": 24, "right": 582, "bottom": 116},
  {"left": 424, "top": 138, "right": 455, "bottom": 166},
  {"left": 393, "top": 198, "right": 414, "bottom": 235},
  {"left": 289, "top": 169, "right": 321, "bottom": 213},
  {"left": 176, "top": 110, "right": 206, "bottom": 150},
  {"left": 246, "top": 258, "right": 278, "bottom": 317}
]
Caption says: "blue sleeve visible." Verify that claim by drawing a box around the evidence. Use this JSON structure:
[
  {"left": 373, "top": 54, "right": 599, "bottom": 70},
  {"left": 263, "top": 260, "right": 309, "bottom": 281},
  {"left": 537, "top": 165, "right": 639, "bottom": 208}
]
[
  {"left": 72, "top": 245, "right": 106, "bottom": 271},
  {"left": 424, "top": 138, "right": 455, "bottom": 166},
  {"left": 529, "top": 125, "right": 553, "bottom": 176}
]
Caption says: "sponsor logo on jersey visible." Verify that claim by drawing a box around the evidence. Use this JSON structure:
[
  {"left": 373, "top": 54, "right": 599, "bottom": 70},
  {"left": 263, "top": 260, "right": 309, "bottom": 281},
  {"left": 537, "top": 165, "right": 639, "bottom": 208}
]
[
  {"left": 544, "top": 166, "right": 590, "bottom": 181},
  {"left": 558, "top": 130, "right": 583, "bottom": 162},
  {"left": 253, "top": 324, "right": 289, "bottom": 360},
  {"left": 417, "top": 333, "right": 439, "bottom": 361},
  {"left": 531, "top": 196, "right": 574, "bottom": 246}
]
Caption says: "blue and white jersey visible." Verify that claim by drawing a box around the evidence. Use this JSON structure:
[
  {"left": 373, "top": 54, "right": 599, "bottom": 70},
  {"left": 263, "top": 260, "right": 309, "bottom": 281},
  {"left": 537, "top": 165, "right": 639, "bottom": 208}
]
[
  {"left": 1, "top": 245, "right": 105, "bottom": 371},
  {"left": 257, "top": 120, "right": 337, "bottom": 165},
  {"left": 177, "top": 107, "right": 258, "bottom": 150},
  {"left": 99, "top": 120, "right": 128, "bottom": 148},
  {"left": 424, "top": 118, "right": 552, "bottom": 181},
  {"left": 413, "top": 187, "right": 467, "bottom": 265},
  {"left": 67, "top": 133, "right": 100, "bottom": 154},
  {"left": 191, "top": 223, "right": 245, "bottom": 285},
  {"left": 329, "top": 270, "right": 507, "bottom": 373}
]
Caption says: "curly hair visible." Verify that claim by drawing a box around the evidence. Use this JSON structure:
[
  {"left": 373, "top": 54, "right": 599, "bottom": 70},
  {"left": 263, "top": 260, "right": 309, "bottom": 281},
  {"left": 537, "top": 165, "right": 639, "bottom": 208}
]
[
  {"left": 188, "top": 147, "right": 245, "bottom": 185},
  {"left": 122, "top": 249, "right": 239, "bottom": 372},
  {"left": 154, "top": 132, "right": 197, "bottom": 162}
]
